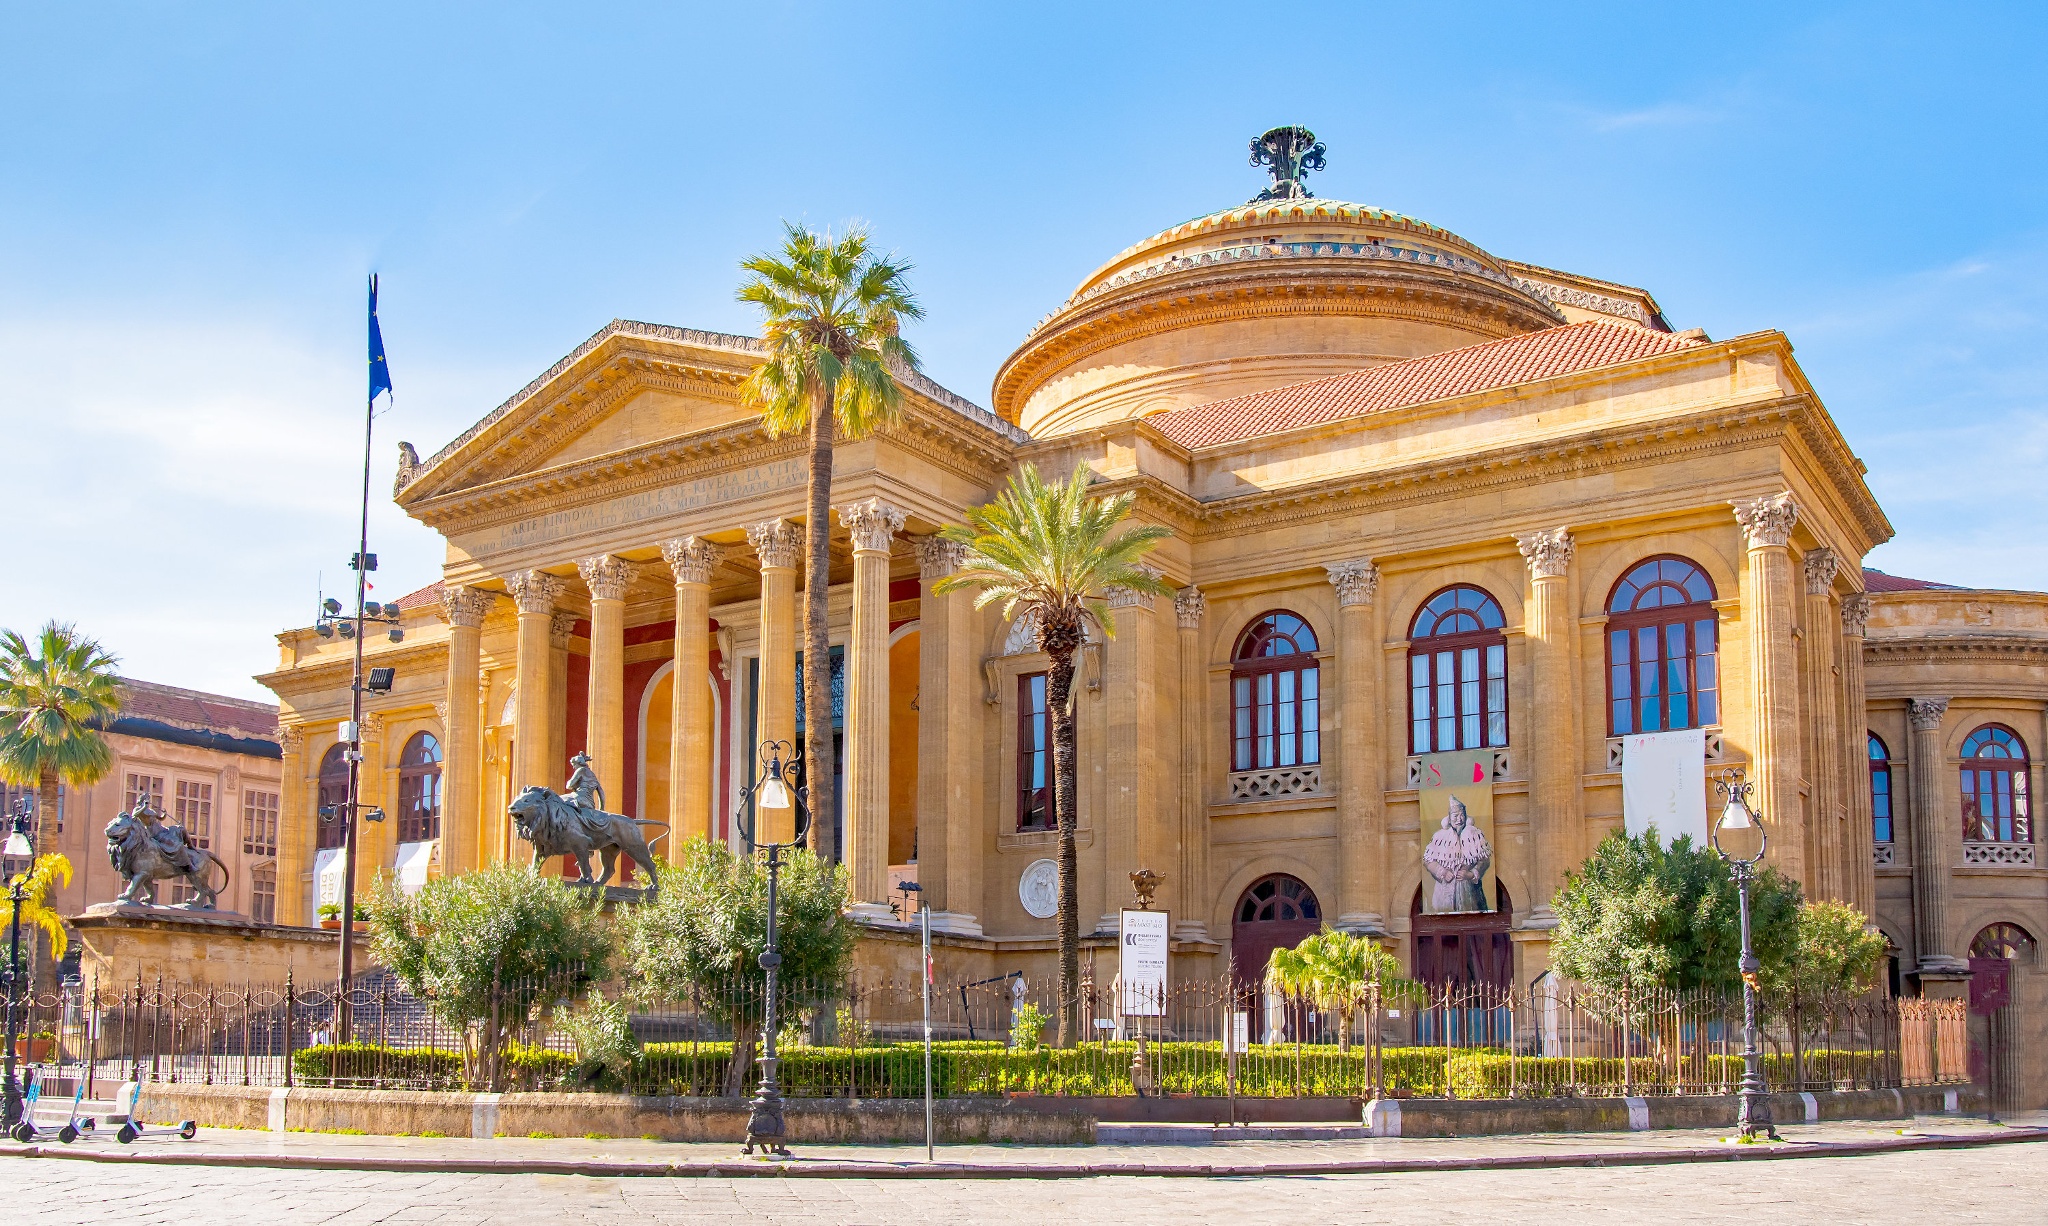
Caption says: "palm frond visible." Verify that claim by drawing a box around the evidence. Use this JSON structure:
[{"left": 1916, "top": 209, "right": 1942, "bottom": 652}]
[{"left": 0, "top": 621, "right": 121, "bottom": 789}]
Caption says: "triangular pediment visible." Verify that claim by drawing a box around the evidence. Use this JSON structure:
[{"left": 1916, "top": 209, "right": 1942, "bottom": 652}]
[{"left": 395, "top": 321, "right": 768, "bottom": 504}]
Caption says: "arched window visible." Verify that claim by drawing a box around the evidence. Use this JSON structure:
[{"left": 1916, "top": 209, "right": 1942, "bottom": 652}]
[
  {"left": 1606, "top": 556, "right": 1719, "bottom": 735},
  {"left": 1237, "top": 874, "right": 1321, "bottom": 923},
  {"left": 1231, "top": 612, "right": 1321, "bottom": 772},
  {"left": 1869, "top": 732, "right": 1895, "bottom": 845},
  {"left": 397, "top": 732, "right": 444, "bottom": 843},
  {"left": 316, "top": 744, "right": 349, "bottom": 850},
  {"left": 1408, "top": 585, "right": 1508, "bottom": 754},
  {"left": 1971, "top": 923, "right": 2037, "bottom": 964},
  {"left": 1960, "top": 725, "right": 2031, "bottom": 844}
]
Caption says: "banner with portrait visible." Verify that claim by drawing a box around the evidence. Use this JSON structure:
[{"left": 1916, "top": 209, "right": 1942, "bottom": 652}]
[{"left": 1416, "top": 748, "right": 1496, "bottom": 915}]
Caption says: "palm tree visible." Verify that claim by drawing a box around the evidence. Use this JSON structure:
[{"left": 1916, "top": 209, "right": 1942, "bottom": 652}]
[
  {"left": 1264, "top": 927, "right": 1414, "bottom": 1052},
  {"left": 0, "top": 621, "right": 121, "bottom": 988},
  {"left": 737, "top": 223, "right": 924, "bottom": 865},
  {"left": 936, "top": 464, "right": 1171, "bottom": 1045}
]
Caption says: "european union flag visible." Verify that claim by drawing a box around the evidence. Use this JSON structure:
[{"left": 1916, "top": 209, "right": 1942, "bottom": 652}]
[{"left": 368, "top": 274, "right": 394, "bottom": 405}]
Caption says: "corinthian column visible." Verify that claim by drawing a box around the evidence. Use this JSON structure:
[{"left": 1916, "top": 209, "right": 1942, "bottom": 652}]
[
  {"left": 1326, "top": 559, "right": 1386, "bottom": 935},
  {"left": 578, "top": 555, "right": 637, "bottom": 816},
  {"left": 1101, "top": 569, "right": 1161, "bottom": 929},
  {"left": 1515, "top": 528, "right": 1578, "bottom": 928},
  {"left": 747, "top": 520, "right": 803, "bottom": 766},
  {"left": 276, "top": 725, "right": 310, "bottom": 925},
  {"left": 661, "top": 537, "right": 722, "bottom": 859},
  {"left": 1174, "top": 587, "right": 1212, "bottom": 940},
  {"left": 1733, "top": 493, "right": 1805, "bottom": 884},
  {"left": 840, "top": 498, "right": 906, "bottom": 917},
  {"left": 1801, "top": 549, "right": 1843, "bottom": 901},
  {"left": 506, "top": 569, "right": 566, "bottom": 803},
  {"left": 1907, "top": 696, "right": 1964, "bottom": 971},
  {"left": 439, "top": 586, "right": 495, "bottom": 876},
  {"left": 1839, "top": 593, "right": 1876, "bottom": 914}
]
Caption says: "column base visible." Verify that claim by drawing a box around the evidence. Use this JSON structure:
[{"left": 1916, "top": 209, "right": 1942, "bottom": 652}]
[
  {"left": 1519, "top": 905, "right": 1560, "bottom": 931},
  {"left": 1172, "top": 920, "right": 1213, "bottom": 943},
  {"left": 1333, "top": 913, "right": 1389, "bottom": 938},
  {"left": 926, "top": 911, "right": 984, "bottom": 937},
  {"left": 1916, "top": 955, "right": 1972, "bottom": 975},
  {"left": 845, "top": 902, "right": 897, "bottom": 925},
  {"left": 1094, "top": 914, "right": 1120, "bottom": 936}
]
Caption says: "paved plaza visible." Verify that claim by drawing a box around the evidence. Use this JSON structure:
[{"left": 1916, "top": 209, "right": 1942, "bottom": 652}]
[{"left": 7, "top": 1117, "right": 2045, "bottom": 1225}]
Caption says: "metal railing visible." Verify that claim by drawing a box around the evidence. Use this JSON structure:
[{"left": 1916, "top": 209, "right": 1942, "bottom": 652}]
[{"left": 3, "top": 971, "right": 1969, "bottom": 1101}]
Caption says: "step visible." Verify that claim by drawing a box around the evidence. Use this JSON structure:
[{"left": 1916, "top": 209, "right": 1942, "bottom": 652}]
[{"left": 1099, "top": 1122, "right": 1366, "bottom": 1145}]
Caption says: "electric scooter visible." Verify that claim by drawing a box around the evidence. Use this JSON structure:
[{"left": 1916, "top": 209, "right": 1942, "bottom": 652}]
[{"left": 113, "top": 1081, "right": 197, "bottom": 1144}]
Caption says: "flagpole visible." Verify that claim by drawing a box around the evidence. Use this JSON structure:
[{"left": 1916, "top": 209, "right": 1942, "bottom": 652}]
[{"left": 336, "top": 275, "right": 388, "bottom": 1043}]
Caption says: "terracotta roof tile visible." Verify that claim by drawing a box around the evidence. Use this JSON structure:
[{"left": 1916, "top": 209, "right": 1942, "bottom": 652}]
[
  {"left": 1149, "top": 320, "right": 1705, "bottom": 449},
  {"left": 115, "top": 678, "right": 279, "bottom": 740},
  {"left": 1861, "top": 568, "right": 1961, "bottom": 593},
  {"left": 392, "top": 580, "right": 445, "bottom": 611}
]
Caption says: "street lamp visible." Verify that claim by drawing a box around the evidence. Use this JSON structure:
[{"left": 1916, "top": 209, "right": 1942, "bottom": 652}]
[
  {"left": 1713, "top": 771, "right": 1779, "bottom": 1142},
  {"left": 3, "top": 794, "right": 35, "bottom": 1137},
  {"left": 734, "top": 739, "right": 810, "bottom": 1158}
]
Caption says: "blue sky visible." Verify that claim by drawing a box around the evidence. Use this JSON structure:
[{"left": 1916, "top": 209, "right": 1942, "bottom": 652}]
[{"left": 3, "top": 2, "right": 2044, "bottom": 700}]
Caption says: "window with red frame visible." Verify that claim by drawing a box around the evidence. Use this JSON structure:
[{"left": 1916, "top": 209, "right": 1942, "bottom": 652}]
[
  {"left": 1017, "top": 672, "right": 1055, "bottom": 831},
  {"left": 397, "top": 732, "right": 444, "bottom": 843},
  {"left": 1606, "top": 556, "right": 1719, "bottom": 735},
  {"left": 1408, "top": 585, "right": 1509, "bottom": 754},
  {"left": 1960, "top": 724, "right": 2031, "bottom": 844},
  {"left": 317, "top": 743, "right": 349, "bottom": 850},
  {"left": 1869, "top": 732, "right": 1894, "bottom": 845},
  {"left": 1231, "top": 612, "right": 1321, "bottom": 771}
]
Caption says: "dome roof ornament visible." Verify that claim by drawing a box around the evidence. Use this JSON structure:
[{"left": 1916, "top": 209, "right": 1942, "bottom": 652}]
[{"left": 1249, "top": 125, "right": 1326, "bottom": 202}]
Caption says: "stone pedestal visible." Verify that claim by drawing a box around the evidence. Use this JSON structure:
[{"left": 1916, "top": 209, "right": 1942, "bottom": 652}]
[{"left": 71, "top": 904, "right": 340, "bottom": 990}]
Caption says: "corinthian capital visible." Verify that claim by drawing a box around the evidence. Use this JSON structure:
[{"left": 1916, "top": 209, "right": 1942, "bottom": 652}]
[
  {"left": 440, "top": 585, "right": 497, "bottom": 629},
  {"left": 549, "top": 611, "right": 579, "bottom": 648},
  {"left": 1324, "top": 560, "right": 1379, "bottom": 607},
  {"left": 1841, "top": 592, "right": 1873, "bottom": 637},
  {"left": 1803, "top": 548, "right": 1840, "bottom": 596},
  {"left": 505, "top": 570, "right": 566, "bottom": 616},
  {"left": 1106, "top": 564, "right": 1163, "bottom": 610},
  {"left": 577, "top": 554, "right": 638, "bottom": 602},
  {"left": 914, "top": 535, "right": 967, "bottom": 580},
  {"left": 660, "top": 536, "right": 724, "bottom": 586},
  {"left": 1173, "top": 586, "right": 1207, "bottom": 630},
  {"left": 839, "top": 499, "right": 907, "bottom": 554},
  {"left": 278, "top": 724, "right": 306, "bottom": 754},
  {"left": 1908, "top": 697, "right": 1950, "bottom": 731},
  {"left": 1515, "top": 528, "right": 1575, "bottom": 580},
  {"left": 1732, "top": 492, "right": 1799, "bottom": 550},
  {"left": 746, "top": 518, "right": 804, "bottom": 570}
]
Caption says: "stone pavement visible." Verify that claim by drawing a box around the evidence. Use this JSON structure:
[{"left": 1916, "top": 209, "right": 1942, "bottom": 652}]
[{"left": 8, "top": 1134, "right": 2046, "bottom": 1225}]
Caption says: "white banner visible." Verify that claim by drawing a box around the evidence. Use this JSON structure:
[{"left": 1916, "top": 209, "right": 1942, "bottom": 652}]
[
  {"left": 394, "top": 840, "right": 440, "bottom": 895},
  {"left": 1118, "top": 909, "right": 1170, "bottom": 1017},
  {"left": 313, "top": 847, "right": 348, "bottom": 908},
  {"left": 1621, "top": 727, "right": 1708, "bottom": 847}
]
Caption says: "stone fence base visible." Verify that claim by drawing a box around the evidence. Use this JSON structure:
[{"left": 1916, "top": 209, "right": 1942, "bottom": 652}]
[
  {"left": 136, "top": 1084, "right": 1095, "bottom": 1145},
  {"left": 1362, "top": 1085, "right": 1983, "bottom": 1137}
]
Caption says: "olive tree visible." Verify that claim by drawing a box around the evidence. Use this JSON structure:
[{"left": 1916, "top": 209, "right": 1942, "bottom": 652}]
[{"left": 616, "top": 840, "right": 854, "bottom": 1095}]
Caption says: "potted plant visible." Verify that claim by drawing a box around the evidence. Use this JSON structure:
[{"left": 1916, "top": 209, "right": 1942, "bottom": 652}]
[
  {"left": 16, "top": 1030, "right": 56, "bottom": 1062},
  {"left": 317, "top": 903, "right": 368, "bottom": 931}
]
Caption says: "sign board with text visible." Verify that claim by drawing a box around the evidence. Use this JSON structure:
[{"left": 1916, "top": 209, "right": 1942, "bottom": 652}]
[{"left": 1119, "top": 909, "right": 1170, "bottom": 1017}]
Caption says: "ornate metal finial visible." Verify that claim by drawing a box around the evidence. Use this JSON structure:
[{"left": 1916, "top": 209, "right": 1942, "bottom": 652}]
[
  {"left": 1249, "top": 126, "right": 1327, "bottom": 202},
  {"left": 1130, "top": 868, "right": 1165, "bottom": 910}
]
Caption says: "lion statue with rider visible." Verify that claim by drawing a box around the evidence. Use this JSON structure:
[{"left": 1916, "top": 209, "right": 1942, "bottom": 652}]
[
  {"left": 507, "top": 753, "right": 665, "bottom": 895},
  {"left": 105, "top": 795, "right": 231, "bottom": 910}
]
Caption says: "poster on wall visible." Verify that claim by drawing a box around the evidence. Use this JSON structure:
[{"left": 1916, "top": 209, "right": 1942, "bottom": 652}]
[
  {"left": 1416, "top": 748, "right": 1496, "bottom": 915},
  {"left": 314, "top": 847, "right": 347, "bottom": 908},
  {"left": 1621, "top": 727, "right": 1708, "bottom": 848}
]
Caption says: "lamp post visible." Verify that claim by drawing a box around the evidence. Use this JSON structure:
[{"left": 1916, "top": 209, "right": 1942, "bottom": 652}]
[
  {"left": 2, "top": 795, "right": 35, "bottom": 1135},
  {"left": 1713, "top": 772, "right": 1779, "bottom": 1142},
  {"left": 735, "top": 739, "right": 809, "bottom": 1158}
]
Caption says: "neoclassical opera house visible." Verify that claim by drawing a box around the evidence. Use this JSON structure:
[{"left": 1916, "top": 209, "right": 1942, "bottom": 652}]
[{"left": 261, "top": 136, "right": 2044, "bottom": 1106}]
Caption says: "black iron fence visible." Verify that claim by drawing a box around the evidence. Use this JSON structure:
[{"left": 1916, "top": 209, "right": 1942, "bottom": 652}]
[{"left": 3, "top": 970, "right": 1969, "bottom": 1101}]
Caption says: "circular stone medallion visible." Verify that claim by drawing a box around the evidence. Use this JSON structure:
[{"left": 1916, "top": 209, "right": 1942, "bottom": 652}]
[{"left": 1019, "top": 858, "right": 1059, "bottom": 919}]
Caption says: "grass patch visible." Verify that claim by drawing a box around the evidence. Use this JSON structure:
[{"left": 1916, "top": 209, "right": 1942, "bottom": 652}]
[
  {"left": 583, "top": 1132, "right": 607, "bottom": 1140},
  {"left": 527, "top": 1130, "right": 555, "bottom": 1139},
  {"left": 420, "top": 1130, "right": 447, "bottom": 1138}
]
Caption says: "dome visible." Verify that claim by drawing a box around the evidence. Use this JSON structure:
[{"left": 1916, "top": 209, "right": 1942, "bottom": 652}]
[{"left": 992, "top": 196, "right": 1567, "bottom": 439}]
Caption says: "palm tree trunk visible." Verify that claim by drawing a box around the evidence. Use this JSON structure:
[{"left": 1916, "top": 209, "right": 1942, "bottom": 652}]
[
  {"left": 803, "top": 383, "right": 837, "bottom": 865},
  {"left": 1046, "top": 649, "right": 1080, "bottom": 1048},
  {"left": 30, "top": 767, "right": 59, "bottom": 989}
]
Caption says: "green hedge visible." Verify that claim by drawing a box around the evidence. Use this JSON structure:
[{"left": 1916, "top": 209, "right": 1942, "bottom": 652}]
[{"left": 293, "top": 1042, "right": 573, "bottom": 1090}]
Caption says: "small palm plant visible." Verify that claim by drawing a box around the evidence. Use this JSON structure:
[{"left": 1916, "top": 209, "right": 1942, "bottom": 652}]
[
  {"left": 737, "top": 224, "right": 924, "bottom": 866},
  {"left": 936, "top": 463, "right": 1171, "bottom": 1046},
  {"left": 1264, "top": 927, "right": 1415, "bottom": 1052},
  {"left": 7, "top": 853, "right": 75, "bottom": 962}
]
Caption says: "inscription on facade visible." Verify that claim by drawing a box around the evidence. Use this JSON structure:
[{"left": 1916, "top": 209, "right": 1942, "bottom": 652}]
[{"left": 482, "top": 458, "right": 807, "bottom": 555}]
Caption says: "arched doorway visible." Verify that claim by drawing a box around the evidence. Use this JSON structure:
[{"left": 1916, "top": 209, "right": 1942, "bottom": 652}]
[
  {"left": 1230, "top": 874, "right": 1322, "bottom": 985},
  {"left": 1410, "top": 882, "right": 1514, "bottom": 1043}
]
